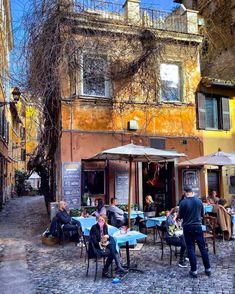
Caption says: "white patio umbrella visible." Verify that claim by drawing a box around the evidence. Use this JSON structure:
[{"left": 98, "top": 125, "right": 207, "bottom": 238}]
[
  {"left": 179, "top": 150, "right": 235, "bottom": 167},
  {"left": 90, "top": 143, "right": 185, "bottom": 227},
  {"left": 179, "top": 150, "right": 235, "bottom": 197}
]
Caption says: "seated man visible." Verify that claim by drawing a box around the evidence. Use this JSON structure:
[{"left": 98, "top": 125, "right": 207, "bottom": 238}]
[
  {"left": 108, "top": 198, "right": 126, "bottom": 227},
  {"left": 56, "top": 201, "right": 82, "bottom": 243}
]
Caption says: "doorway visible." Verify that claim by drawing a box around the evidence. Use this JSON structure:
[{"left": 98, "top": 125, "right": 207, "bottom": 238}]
[
  {"left": 142, "top": 162, "right": 175, "bottom": 213},
  {"left": 207, "top": 170, "right": 219, "bottom": 195}
]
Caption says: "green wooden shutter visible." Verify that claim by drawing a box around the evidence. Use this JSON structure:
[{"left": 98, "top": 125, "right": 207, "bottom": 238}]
[
  {"left": 197, "top": 92, "right": 206, "bottom": 129},
  {"left": 221, "top": 97, "right": 230, "bottom": 131}
]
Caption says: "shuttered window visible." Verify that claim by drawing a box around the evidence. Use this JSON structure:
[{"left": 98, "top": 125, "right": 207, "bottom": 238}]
[
  {"left": 221, "top": 97, "right": 230, "bottom": 131},
  {"left": 205, "top": 98, "right": 218, "bottom": 129},
  {"left": 197, "top": 92, "right": 231, "bottom": 131},
  {"left": 197, "top": 92, "right": 206, "bottom": 129}
]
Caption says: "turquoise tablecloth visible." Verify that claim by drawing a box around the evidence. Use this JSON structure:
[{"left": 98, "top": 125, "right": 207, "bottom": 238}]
[
  {"left": 203, "top": 205, "right": 214, "bottom": 214},
  {"left": 124, "top": 210, "right": 145, "bottom": 219},
  {"left": 72, "top": 216, "right": 96, "bottom": 232},
  {"left": 113, "top": 230, "right": 147, "bottom": 251},
  {"left": 231, "top": 214, "right": 235, "bottom": 239},
  {"left": 231, "top": 214, "right": 235, "bottom": 224},
  {"left": 83, "top": 224, "right": 119, "bottom": 237},
  {"left": 146, "top": 216, "right": 167, "bottom": 228}
]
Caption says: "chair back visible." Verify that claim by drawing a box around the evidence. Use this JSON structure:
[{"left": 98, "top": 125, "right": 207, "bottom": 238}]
[
  {"left": 144, "top": 211, "right": 156, "bottom": 218},
  {"left": 203, "top": 216, "right": 216, "bottom": 237},
  {"left": 107, "top": 210, "right": 118, "bottom": 227},
  {"left": 83, "top": 235, "right": 90, "bottom": 255},
  {"left": 158, "top": 221, "right": 167, "bottom": 239}
]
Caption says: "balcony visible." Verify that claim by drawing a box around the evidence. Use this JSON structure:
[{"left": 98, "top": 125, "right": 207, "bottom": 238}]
[{"left": 71, "top": 0, "right": 198, "bottom": 34}]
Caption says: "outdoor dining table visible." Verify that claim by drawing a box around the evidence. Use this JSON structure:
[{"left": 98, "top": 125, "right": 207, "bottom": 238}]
[
  {"left": 113, "top": 230, "right": 147, "bottom": 271},
  {"left": 145, "top": 216, "right": 167, "bottom": 228},
  {"left": 124, "top": 210, "right": 144, "bottom": 220},
  {"left": 72, "top": 216, "right": 96, "bottom": 232},
  {"left": 231, "top": 214, "right": 235, "bottom": 239},
  {"left": 203, "top": 205, "right": 214, "bottom": 214},
  {"left": 83, "top": 224, "right": 119, "bottom": 237}
]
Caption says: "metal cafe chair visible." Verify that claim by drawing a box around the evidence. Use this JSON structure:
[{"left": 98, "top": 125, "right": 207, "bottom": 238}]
[
  {"left": 157, "top": 221, "right": 180, "bottom": 264},
  {"left": 83, "top": 235, "right": 113, "bottom": 281}
]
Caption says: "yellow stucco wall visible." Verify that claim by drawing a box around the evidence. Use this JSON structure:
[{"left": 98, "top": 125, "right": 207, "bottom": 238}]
[
  {"left": 203, "top": 98, "right": 235, "bottom": 154},
  {"left": 203, "top": 97, "right": 235, "bottom": 203},
  {"left": 25, "top": 105, "right": 39, "bottom": 158}
]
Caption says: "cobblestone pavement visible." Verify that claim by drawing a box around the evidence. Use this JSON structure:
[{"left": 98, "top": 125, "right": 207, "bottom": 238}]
[{"left": 0, "top": 196, "right": 235, "bottom": 294}]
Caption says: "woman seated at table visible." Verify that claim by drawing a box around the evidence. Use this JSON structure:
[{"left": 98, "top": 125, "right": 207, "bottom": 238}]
[
  {"left": 165, "top": 207, "right": 187, "bottom": 268},
  {"left": 91, "top": 199, "right": 107, "bottom": 218},
  {"left": 144, "top": 195, "right": 155, "bottom": 212},
  {"left": 88, "top": 214, "right": 128, "bottom": 278}
]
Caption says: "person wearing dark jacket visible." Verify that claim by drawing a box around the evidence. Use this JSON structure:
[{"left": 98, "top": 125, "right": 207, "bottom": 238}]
[
  {"left": 144, "top": 195, "right": 156, "bottom": 212},
  {"left": 179, "top": 186, "right": 211, "bottom": 278},
  {"left": 56, "top": 201, "right": 82, "bottom": 243},
  {"left": 88, "top": 214, "right": 128, "bottom": 278}
]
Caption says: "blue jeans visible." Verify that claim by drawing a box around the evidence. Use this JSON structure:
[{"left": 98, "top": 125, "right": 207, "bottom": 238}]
[{"left": 183, "top": 225, "right": 211, "bottom": 272}]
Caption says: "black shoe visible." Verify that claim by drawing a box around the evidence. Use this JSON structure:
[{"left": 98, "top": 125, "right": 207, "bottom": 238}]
[
  {"left": 102, "top": 270, "right": 112, "bottom": 279},
  {"left": 189, "top": 271, "right": 197, "bottom": 278},
  {"left": 205, "top": 269, "right": 211, "bottom": 277}
]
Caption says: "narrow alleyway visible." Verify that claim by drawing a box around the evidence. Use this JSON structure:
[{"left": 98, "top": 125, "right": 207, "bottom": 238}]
[{"left": 0, "top": 196, "right": 235, "bottom": 294}]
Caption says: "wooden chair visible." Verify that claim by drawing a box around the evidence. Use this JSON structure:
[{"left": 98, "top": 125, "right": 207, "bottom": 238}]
[
  {"left": 203, "top": 215, "right": 216, "bottom": 254},
  {"left": 83, "top": 236, "right": 113, "bottom": 281}
]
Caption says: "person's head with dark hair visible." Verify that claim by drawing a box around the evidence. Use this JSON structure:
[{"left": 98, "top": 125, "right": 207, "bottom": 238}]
[
  {"left": 218, "top": 198, "right": 227, "bottom": 207},
  {"left": 111, "top": 198, "right": 118, "bottom": 206},
  {"left": 97, "top": 199, "right": 104, "bottom": 213},
  {"left": 184, "top": 186, "right": 193, "bottom": 193}
]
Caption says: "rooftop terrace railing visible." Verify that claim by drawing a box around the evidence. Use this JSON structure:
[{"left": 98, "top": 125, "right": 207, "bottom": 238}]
[
  {"left": 72, "top": 1, "right": 190, "bottom": 34},
  {"left": 141, "top": 8, "right": 187, "bottom": 33},
  {"left": 74, "top": 0, "right": 124, "bottom": 21}
]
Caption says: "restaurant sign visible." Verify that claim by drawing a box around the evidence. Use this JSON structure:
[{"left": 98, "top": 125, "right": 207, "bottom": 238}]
[
  {"left": 62, "top": 162, "right": 81, "bottom": 209},
  {"left": 182, "top": 169, "right": 200, "bottom": 198}
]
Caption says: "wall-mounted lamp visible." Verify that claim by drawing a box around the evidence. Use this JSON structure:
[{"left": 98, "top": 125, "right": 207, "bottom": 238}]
[{"left": 0, "top": 87, "right": 21, "bottom": 108}]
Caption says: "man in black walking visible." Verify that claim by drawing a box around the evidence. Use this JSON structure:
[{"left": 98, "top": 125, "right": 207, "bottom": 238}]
[{"left": 179, "top": 186, "right": 211, "bottom": 278}]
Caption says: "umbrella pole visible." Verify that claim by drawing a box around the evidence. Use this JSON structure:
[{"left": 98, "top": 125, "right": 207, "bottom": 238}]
[
  {"left": 128, "top": 158, "right": 133, "bottom": 228},
  {"left": 219, "top": 166, "right": 224, "bottom": 198}
]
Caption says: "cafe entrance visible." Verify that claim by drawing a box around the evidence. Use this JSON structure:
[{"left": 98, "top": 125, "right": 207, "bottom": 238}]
[{"left": 142, "top": 162, "right": 175, "bottom": 213}]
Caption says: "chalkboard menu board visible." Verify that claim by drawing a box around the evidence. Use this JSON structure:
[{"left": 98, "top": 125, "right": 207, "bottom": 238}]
[
  {"left": 115, "top": 173, "right": 129, "bottom": 204},
  {"left": 183, "top": 169, "right": 200, "bottom": 198},
  {"left": 62, "top": 162, "right": 81, "bottom": 209}
]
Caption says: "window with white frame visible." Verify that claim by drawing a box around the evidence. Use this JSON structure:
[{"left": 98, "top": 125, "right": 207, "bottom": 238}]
[
  {"left": 81, "top": 54, "right": 110, "bottom": 97},
  {"left": 160, "top": 63, "right": 181, "bottom": 102}
]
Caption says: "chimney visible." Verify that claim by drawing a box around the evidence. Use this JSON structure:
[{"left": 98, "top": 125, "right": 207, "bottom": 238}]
[{"left": 123, "top": 0, "right": 141, "bottom": 24}]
